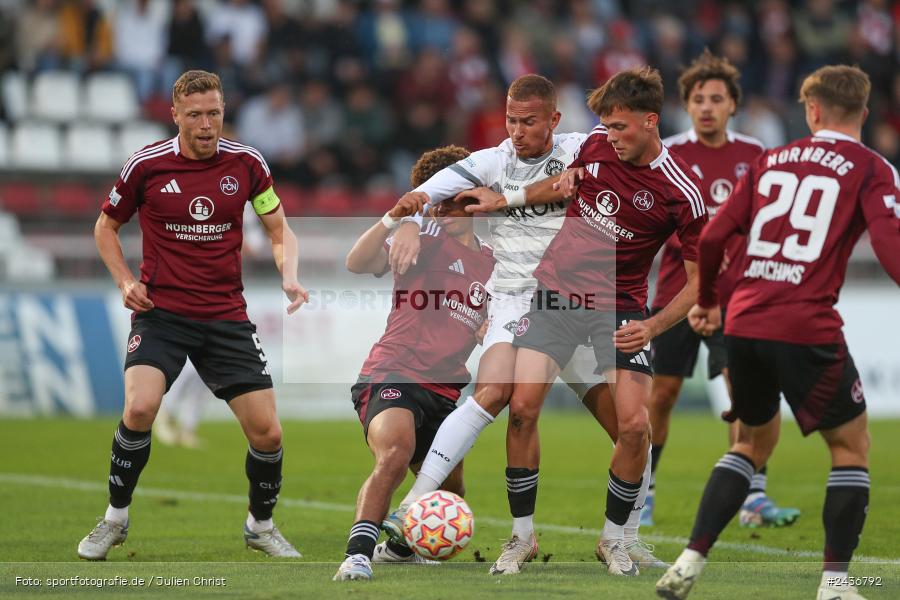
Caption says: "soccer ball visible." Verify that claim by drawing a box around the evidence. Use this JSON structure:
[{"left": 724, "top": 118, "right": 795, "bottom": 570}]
[{"left": 403, "top": 490, "right": 474, "bottom": 560}]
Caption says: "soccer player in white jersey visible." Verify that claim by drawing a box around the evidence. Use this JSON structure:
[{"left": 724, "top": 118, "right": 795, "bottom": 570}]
[{"left": 384, "top": 74, "right": 664, "bottom": 573}]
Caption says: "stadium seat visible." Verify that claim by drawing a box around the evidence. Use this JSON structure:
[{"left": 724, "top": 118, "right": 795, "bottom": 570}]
[
  {"left": 116, "top": 121, "right": 170, "bottom": 165},
  {"left": 10, "top": 122, "right": 62, "bottom": 170},
  {"left": 312, "top": 188, "right": 354, "bottom": 216},
  {"left": 32, "top": 71, "right": 81, "bottom": 122},
  {"left": 5, "top": 245, "right": 55, "bottom": 281},
  {"left": 1, "top": 72, "right": 28, "bottom": 122},
  {"left": 275, "top": 183, "right": 304, "bottom": 216},
  {"left": 83, "top": 73, "right": 139, "bottom": 124},
  {"left": 0, "top": 211, "right": 23, "bottom": 254},
  {"left": 0, "top": 182, "right": 43, "bottom": 215},
  {"left": 64, "top": 124, "right": 115, "bottom": 172},
  {"left": 49, "top": 183, "right": 100, "bottom": 216},
  {"left": 0, "top": 122, "right": 8, "bottom": 167}
]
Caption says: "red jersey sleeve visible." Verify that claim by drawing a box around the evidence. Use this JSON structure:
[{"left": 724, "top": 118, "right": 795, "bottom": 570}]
[
  {"left": 247, "top": 153, "right": 274, "bottom": 198},
  {"left": 696, "top": 161, "right": 755, "bottom": 307},
  {"left": 669, "top": 167, "right": 709, "bottom": 262},
  {"left": 101, "top": 161, "right": 145, "bottom": 223},
  {"left": 861, "top": 159, "right": 900, "bottom": 284}
]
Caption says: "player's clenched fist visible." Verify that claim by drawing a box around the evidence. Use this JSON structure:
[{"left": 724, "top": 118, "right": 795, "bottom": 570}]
[
  {"left": 120, "top": 279, "right": 154, "bottom": 313},
  {"left": 552, "top": 166, "right": 584, "bottom": 198},
  {"left": 687, "top": 304, "right": 721, "bottom": 337}
]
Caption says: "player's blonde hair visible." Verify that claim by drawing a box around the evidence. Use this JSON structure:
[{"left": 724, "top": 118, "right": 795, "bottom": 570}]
[
  {"left": 678, "top": 49, "right": 742, "bottom": 109},
  {"left": 587, "top": 66, "right": 664, "bottom": 117},
  {"left": 411, "top": 145, "right": 471, "bottom": 187},
  {"left": 172, "top": 70, "right": 224, "bottom": 104},
  {"left": 799, "top": 65, "right": 870, "bottom": 121},
  {"left": 508, "top": 74, "right": 557, "bottom": 111}
]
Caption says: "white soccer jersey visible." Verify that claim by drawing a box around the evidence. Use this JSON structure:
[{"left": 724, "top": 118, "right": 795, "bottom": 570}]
[{"left": 415, "top": 132, "right": 587, "bottom": 294}]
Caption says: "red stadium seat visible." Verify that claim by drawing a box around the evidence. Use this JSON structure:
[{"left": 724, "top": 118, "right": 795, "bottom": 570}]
[
  {"left": 312, "top": 187, "right": 354, "bottom": 216},
  {"left": 365, "top": 191, "right": 398, "bottom": 216},
  {"left": 0, "top": 182, "right": 44, "bottom": 215},
  {"left": 50, "top": 183, "right": 101, "bottom": 216},
  {"left": 276, "top": 183, "right": 305, "bottom": 216}
]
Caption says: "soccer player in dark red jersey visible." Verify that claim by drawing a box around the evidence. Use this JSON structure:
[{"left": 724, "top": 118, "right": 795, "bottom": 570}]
[
  {"left": 78, "top": 70, "right": 308, "bottom": 560},
  {"left": 492, "top": 67, "right": 707, "bottom": 576},
  {"left": 334, "top": 146, "right": 494, "bottom": 581},
  {"left": 645, "top": 50, "right": 799, "bottom": 529},
  {"left": 657, "top": 65, "right": 900, "bottom": 600}
]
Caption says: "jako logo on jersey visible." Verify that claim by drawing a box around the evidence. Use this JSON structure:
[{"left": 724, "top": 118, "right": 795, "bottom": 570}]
[
  {"left": 468, "top": 282, "right": 487, "bottom": 307},
  {"left": 596, "top": 190, "right": 621, "bottom": 216},
  {"left": 380, "top": 388, "right": 402, "bottom": 400},
  {"left": 127, "top": 335, "right": 141, "bottom": 353},
  {"left": 734, "top": 162, "right": 750, "bottom": 179},
  {"left": 189, "top": 196, "right": 215, "bottom": 221},
  {"left": 632, "top": 190, "right": 654, "bottom": 211},
  {"left": 220, "top": 175, "right": 239, "bottom": 196},
  {"left": 710, "top": 178, "right": 733, "bottom": 204},
  {"left": 851, "top": 379, "right": 864, "bottom": 404},
  {"left": 514, "top": 317, "right": 530, "bottom": 336},
  {"left": 545, "top": 158, "right": 565, "bottom": 176},
  {"left": 108, "top": 186, "right": 121, "bottom": 207}
]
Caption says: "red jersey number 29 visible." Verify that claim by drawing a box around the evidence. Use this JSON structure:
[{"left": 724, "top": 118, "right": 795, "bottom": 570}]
[{"left": 747, "top": 171, "right": 839, "bottom": 263}]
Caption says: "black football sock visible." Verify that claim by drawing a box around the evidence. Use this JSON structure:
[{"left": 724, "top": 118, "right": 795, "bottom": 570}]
[
  {"left": 823, "top": 467, "right": 869, "bottom": 573},
  {"left": 345, "top": 520, "right": 379, "bottom": 559},
  {"left": 687, "top": 452, "right": 755, "bottom": 556},
  {"left": 245, "top": 446, "right": 283, "bottom": 521},
  {"left": 649, "top": 443, "right": 664, "bottom": 492},
  {"left": 506, "top": 467, "right": 539, "bottom": 518},
  {"left": 606, "top": 469, "right": 642, "bottom": 526},
  {"left": 108, "top": 421, "right": 151, "bottom": 509}
]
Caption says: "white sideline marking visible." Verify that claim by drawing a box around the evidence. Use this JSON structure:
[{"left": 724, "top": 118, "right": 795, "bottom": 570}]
[{"left": 2, "top": 473, "right": 897, "bottom": 564}]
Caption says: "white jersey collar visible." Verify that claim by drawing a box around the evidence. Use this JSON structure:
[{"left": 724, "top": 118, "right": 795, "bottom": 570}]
[
  {"left": 813, "top": 129, "right": 858, "bottom": 143},
  {"left": 649, "top": 143, "right": 669, "bottom": 169}
]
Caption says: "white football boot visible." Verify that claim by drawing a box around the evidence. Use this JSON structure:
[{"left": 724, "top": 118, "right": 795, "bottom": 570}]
[
  {"left": 243, "top": 523, "right": 302, "bottom": 557},
  {"left": 333, "top": 553, "right": 373, "bottom": 581},
  {"left": 627, "top": 538, "right": 670, "bottom": 569},
  {"left": 655, "top": 549, "right": 706, "bottom": 599},
  {"left": 489, "top": 533, "right": 538, "bottom": 575},
  {"left": 78, "top": 518, "right": 128, "bottom": 560},
  {"left": 596, "top": 538, "right": 640, "bottom": 576},
  {"left": 816, "top": 573, "right": 867, "bottom": 600}
]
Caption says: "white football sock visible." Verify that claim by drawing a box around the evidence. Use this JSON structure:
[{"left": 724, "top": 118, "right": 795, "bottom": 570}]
[
  {"left": 602, "top": 518, "right": 625, "bottom": 541},
  {"left": 401, "top": 396, "right": 494, "bottom": 506},
  {"left": 821, "top": 570, "right": 849, "bottom": 587},
  {"left": 246, "top": 513, "right": 273, "bottom": 532},
  {"left": 624, "top": 445, "right": 652, "bottom": 544},
  {"left": 512, "top": 515, "right": 534, "bottom": 539},
  {"left": 105, "top": 505, "right": 128, "bottom": 525},
  {"left": 677, "top": 548, "right": 706, "bottom": 564}
]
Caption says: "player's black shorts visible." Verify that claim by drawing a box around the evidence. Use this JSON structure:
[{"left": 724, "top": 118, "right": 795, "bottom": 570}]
[
  {"left": 124, "top": 308, "right": 273, "bottom": 402},
  {"left": 511, "top": 287, "right": 652, "bottom": 376},
  {"left": 650, "top": 307, "right": 727, "bottom": 379},
  {"left": 351, "top": 375, "right": 459, "bottom": 465},
  {"left": 727, "top": 336, "right": 866, "bottom": 436}
]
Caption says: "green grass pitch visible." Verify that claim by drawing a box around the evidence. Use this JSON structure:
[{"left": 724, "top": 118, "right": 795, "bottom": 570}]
[{"left": 1, "top": 413, "right": 897, "bottom": 598}]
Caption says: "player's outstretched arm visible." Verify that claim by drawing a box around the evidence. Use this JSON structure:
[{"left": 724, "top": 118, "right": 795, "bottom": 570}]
[
  {"left": 349, "top": 192, "right": 428, "bottom": 275},
  {"left": 387, "top": 191, "right": 430, "bottom": 275},
  {"left": 94, "top": 212, "right": 154, "bottom": 313},
  {"left": 259, "top": 205, "right": 308, "bottom": 315}
]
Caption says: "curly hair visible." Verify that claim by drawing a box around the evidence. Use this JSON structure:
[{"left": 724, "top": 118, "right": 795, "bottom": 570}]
[
  {"left": 678, "top": 48, "right": 742, "bottom": 108},
  {"left": 410, "top": 145, "right": 471, "bottom": 187}
]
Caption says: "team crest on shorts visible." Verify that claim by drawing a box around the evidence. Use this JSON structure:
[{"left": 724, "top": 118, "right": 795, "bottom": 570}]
[
  {"left": 127, "top": 335, "right": 142, "bottom": 353},
  {"left": 468, "top": 282, "right": 487, "bottom": 307},
  {"left": 380, "top": 388, "right": 402, "bottom": 400},
  {"left": 220, "top": 175, "right": 239, "bottom": 196},
  {"left": 514, "top": 317, "right": 530, "bottom": 336},
  {"left": 632, "top": 190, "right": 654, "bottom": 211},
  {"left": 851, "top": 378, "right": 864, "bottom": 404}
]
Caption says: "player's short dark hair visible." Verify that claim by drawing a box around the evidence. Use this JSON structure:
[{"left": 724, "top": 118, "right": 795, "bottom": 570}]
[
  {"left": 587, "top": 67, "right": 664, "bottom": 117},
  {"left": 508, "top": 74, "right": 557, "bottom": 111},
  {"left": 799, "top": 65, "right": 870, "bottom": 121},
  {"left": 678, "top": 49, "right": 742, "bottom": 108},
  {"left": 172, "top": 70, "right": 224, "bottom": 104},
  {"left": 411, "top": 145, "right": 471, "bottom": 187}
]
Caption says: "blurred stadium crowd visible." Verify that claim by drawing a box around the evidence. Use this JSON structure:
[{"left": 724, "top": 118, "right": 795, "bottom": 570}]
[{"left": 0, "top": 0, "right": 896, "bottom": 278}]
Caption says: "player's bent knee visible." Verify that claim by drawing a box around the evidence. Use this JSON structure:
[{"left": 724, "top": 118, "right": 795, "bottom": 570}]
[
  {"left": 474, "top": 382, "right": 512, "bottom": 416},
  {"left": 249, "top": 423, "right": 283, "bottom": 452},
  {"left": 123, "top": 398, "right": 160, "bottom": 429}
]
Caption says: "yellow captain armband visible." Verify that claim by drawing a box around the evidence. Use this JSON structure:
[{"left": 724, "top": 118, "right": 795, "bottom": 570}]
[{"left": 251, "top": 186, "right": 281, "bottom": 215}]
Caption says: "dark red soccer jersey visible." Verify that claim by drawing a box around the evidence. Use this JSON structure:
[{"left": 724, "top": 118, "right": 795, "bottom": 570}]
[
  {"left": 102, "top": 136, "right": 276, "bottom": 321},
  {"left": 360, "top": 222, "right": 495, "bottom": 400},
  {"left": 653, "top": 130, "right": 765, "bottom": 310},
  {"left": 698, "top": 129, "right": 900, "bottom": 344},
  {"left": 533, "top": 126, "right": 708, "bottom": 311}
]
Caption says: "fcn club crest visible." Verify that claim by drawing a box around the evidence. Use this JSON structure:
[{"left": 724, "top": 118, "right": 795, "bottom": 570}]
[
  {"left": 632, "top": 190, "right": 654, "bottom": 211},
  {"left": 220, "top": 176, "right": 239, "bottom": 195},
  {"left": 380, "top": 388, "right": 402, "bottom": 400},
  {"left": 127, "top": 335, "right": 142, "bottom": 353}
]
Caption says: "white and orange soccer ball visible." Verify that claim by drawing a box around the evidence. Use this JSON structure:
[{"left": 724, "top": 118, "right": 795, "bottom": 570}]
[{"left": 403, "top": 490, "right": 474, "bottom": 560}]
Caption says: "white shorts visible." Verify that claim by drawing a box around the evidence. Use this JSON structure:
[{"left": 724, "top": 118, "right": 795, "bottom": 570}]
[{"left": 483, "top": 290, "right": 606, "bottom": 400}]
